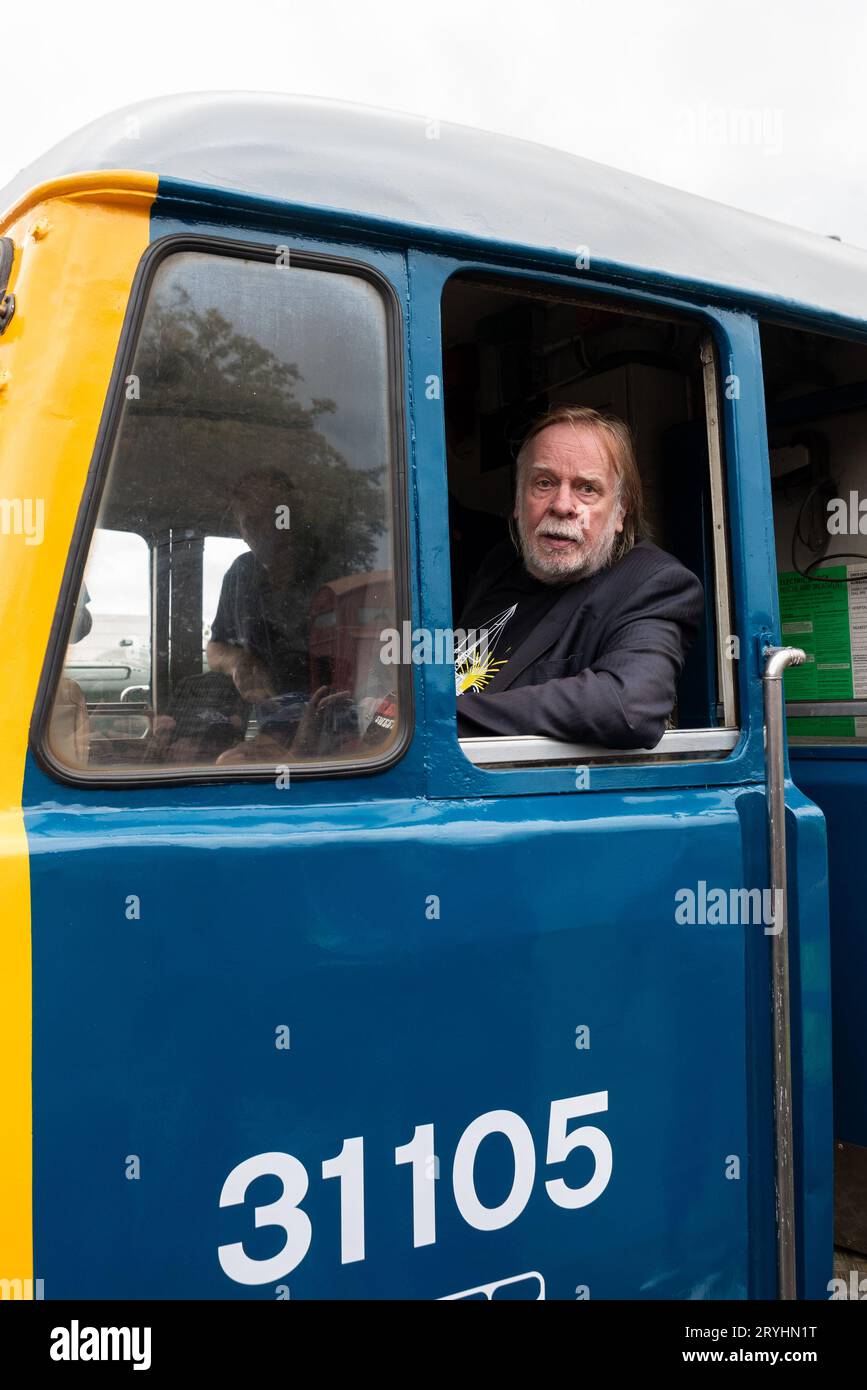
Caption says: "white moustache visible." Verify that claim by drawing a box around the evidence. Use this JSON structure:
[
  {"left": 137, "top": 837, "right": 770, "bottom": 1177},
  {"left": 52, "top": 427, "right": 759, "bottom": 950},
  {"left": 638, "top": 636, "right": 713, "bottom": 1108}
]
[{"left": 536, "top": 527, "right": 586, "bottom": 542}]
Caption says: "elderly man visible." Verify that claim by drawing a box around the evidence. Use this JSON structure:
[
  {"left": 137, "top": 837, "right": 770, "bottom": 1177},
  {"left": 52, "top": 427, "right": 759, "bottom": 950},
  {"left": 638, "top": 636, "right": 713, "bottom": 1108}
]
[
  {"left": 206, "top": 468, "right": 358, "bottom": 763},
  {"left": 455, "top": 405, "right": 704, "bottom": 748},
  {"left": 206, "top": 468, "right": 303, "bottom": 704}
]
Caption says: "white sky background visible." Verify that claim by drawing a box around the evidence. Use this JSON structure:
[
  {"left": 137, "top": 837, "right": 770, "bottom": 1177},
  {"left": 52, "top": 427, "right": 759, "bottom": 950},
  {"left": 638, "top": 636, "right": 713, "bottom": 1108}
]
[
  {"left": 7, "top": 0, "right": 867, "bottom": 626},
  {"left": 3, "top": 0, "right": 865, "bottom": 243}
]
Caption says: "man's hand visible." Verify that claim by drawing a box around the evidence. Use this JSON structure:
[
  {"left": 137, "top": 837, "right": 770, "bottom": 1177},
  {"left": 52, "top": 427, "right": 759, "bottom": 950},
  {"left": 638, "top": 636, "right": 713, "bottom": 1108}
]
[
  {"left": 290, "top": 685, "right": 354, "bottom": 756},
  {"left": 231, "top": 650, "right": 276, "bottom": 703},
  {"left": 215, "top": 732, "right": 289, "bottom": 766},
  {"left": 206, "top": 640, "right": 275, "bottom": 703}
]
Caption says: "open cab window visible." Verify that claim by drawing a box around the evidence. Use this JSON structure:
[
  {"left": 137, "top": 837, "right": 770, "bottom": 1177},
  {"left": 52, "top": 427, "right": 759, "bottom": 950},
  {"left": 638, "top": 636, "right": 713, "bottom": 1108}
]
[{"left": 440, "top": 272, "right": 737, "bottom": 769}]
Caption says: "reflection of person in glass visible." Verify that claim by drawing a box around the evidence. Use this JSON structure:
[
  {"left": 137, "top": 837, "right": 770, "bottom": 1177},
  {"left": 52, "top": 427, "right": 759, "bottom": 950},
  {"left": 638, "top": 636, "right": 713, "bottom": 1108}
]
[
  {"left": 52, "top": 584, "right": 94, "bottom": 766},
  {"left": 207, "top": 469, "right": 355, "bottom": 759},
  {"left": 206, "top": 469, "right": 303, "bottom": 703}
]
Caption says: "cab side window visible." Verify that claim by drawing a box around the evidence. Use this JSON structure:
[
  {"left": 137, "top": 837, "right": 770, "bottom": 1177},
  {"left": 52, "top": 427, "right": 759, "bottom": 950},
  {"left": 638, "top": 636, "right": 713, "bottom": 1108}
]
[
  {"left": 46, "top": 248, "right": 405, "bottom": 776},
  {"left": 441, "top": 273, "right": 737, "bottom": 764}
]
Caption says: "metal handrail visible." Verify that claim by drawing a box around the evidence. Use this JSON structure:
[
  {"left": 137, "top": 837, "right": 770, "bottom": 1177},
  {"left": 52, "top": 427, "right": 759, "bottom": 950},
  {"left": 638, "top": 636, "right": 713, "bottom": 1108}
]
[
  {"left": 786, "top": 700, "right": 867, "bottom": 718},
  {"left": 763, "top": 644, "right": 806, "bottom": 1301}
]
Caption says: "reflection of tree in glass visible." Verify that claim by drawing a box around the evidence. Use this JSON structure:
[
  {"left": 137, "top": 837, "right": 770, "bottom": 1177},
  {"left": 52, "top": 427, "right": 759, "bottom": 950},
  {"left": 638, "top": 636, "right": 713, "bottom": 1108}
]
[{"left": 120, "top": 284, "right": 387, "bottom": 591}]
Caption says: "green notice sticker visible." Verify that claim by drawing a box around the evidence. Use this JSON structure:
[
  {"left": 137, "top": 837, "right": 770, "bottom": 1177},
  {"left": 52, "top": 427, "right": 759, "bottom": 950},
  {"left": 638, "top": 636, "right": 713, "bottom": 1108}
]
[{"left": 778, "top": 568, "right": 858, "bottom": 736}]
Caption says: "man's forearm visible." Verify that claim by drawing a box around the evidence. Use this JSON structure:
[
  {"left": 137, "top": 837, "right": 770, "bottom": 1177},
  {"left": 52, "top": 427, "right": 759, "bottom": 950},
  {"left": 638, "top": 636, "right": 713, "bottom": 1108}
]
[
  {"left": 456, "top": 651, "right": 679, "bottom": 749},
  {"left": 206, "top": 640, "right": 240, "bottom": 676}
]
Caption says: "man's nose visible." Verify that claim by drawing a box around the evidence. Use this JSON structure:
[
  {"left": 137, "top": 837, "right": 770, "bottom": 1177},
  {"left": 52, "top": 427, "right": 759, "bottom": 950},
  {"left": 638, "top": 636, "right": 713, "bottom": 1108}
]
[{"left": 548, "top": 483, "right": 578, "bottom": 515}]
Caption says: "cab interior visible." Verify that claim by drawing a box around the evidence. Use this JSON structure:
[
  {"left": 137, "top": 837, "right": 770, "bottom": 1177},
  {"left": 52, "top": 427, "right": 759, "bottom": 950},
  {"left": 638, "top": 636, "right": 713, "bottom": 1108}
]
[
  {"left": 440, "top": 272, "right": 728, "bottom": 733},
  {"left": 761, "top": 316, "right": 867, "bottom": 1265}
]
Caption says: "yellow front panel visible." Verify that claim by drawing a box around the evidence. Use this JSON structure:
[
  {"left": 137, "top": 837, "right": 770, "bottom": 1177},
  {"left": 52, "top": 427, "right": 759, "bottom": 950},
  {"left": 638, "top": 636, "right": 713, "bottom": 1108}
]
[{"left": 0, "top": 174, "right": 157, "bottom": 1291}]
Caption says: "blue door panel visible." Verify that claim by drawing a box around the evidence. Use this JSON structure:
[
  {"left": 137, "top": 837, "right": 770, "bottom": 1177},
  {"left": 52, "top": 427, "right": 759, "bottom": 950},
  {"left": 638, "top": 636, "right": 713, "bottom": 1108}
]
[
  {"left": 791, "top": 755, "right": 867, "bottom": 1147},
  {"left": 27, "top": 784, "right": 766, "bottom": 1299}
]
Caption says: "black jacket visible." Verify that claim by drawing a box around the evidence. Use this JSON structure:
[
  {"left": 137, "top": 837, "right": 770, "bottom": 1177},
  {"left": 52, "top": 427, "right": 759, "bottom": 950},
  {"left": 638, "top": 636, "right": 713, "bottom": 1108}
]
[{"left": 456, "top": 538, "right": 705, "bottom": 748}]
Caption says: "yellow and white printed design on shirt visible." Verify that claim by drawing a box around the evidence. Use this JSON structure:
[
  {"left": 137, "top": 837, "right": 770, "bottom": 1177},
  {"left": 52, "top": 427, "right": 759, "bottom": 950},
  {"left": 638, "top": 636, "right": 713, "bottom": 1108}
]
[{"left": 455, "top": 603, "right": 518, "bottom": 694}]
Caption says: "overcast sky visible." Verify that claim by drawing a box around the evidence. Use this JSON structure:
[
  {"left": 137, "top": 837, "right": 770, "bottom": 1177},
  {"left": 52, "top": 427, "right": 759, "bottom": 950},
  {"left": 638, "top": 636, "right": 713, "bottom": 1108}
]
[
  {"left": 8, "top": 0, "right": 867, "bottom": 622},
  {"left": 3, "top": 0, "right": 866, "bottom": 245}
]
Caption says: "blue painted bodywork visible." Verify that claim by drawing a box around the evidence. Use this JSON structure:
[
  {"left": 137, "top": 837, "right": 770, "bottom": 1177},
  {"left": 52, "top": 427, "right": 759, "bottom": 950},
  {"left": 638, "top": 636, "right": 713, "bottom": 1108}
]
[
  {"left": 23, "top": 182, "right": 835, "bottom": 1299},
  {"left": 790, "top": 749, "right": 867, "bottom": 1148}
]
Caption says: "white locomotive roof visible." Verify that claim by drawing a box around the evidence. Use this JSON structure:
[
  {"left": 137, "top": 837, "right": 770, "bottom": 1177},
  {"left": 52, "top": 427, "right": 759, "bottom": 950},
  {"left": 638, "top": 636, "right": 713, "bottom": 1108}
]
[{"left": 2, "top": 91, "right": 866, "bottom": 323}]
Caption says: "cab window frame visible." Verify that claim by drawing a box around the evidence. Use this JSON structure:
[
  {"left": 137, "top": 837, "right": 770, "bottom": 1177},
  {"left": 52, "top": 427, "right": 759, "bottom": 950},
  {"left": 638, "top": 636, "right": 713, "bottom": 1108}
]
[
  {"left": 436, "top": 265, "right": 738, "bottom": 772},
  {"left": 759, "top": 310, "right": 867, "bottom": 753},
  {"left": 31, "top": 232, "right": 414, "bottom": 787}
]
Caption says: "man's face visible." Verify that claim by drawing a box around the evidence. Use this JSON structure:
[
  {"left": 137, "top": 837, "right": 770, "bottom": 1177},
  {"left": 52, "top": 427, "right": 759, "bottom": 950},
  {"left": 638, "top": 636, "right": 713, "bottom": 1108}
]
[
  {"left": 514, "top": 422, "right": 625, "bottom": 583},
  {"left": 236, "top": 481, "right": 292, "bottom": 568}
]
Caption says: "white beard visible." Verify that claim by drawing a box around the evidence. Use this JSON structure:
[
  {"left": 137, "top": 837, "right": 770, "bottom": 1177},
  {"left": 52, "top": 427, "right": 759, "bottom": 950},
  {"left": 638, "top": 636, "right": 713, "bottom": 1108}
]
[{"left": 516, "top": 501, "right": 622, "bottom": 584}]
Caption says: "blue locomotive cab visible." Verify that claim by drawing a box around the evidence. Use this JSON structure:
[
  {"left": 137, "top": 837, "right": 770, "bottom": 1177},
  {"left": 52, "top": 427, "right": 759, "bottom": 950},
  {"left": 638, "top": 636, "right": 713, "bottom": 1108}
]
[{"left": 2, "top": 93, "right": 862, "bottom": 1301}]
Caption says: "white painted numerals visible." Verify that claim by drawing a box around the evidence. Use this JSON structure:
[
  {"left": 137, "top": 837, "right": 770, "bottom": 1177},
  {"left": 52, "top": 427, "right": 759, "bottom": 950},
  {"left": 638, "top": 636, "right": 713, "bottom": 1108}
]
[
  {"left": 545, "top": 1092, "right": 613, "bottom": 1209},
  {"left": 453, "top": 1110, "right": 536, "bottom": 1231},
  {"left": 218, "top": 1091, "right": 611, "bottom": 1284},
  {"left": 321, "top": 1136, "right": 365, "bottom": 1264},
  {"left": 218, "top": 1151, "right": 312, "bottom": 1286},
  {"left": 394, "top": 1123, "right": 437, "bottom": 1247}
]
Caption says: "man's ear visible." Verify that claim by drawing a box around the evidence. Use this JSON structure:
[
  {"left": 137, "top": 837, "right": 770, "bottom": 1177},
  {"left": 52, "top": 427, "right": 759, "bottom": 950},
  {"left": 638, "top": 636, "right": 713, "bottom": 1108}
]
[{"left": 615, "top": 507, "right": 625, "bottom": 534}]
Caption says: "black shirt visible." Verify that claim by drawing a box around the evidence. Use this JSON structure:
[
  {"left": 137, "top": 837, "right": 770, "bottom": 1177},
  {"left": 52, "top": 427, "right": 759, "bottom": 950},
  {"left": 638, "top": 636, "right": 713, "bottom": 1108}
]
[
  {"left": 456, "top": 543, "right": 565, "bottom": 694},
  {"left": 210, "top": 551, "right": 309, "bottom": 695}
]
